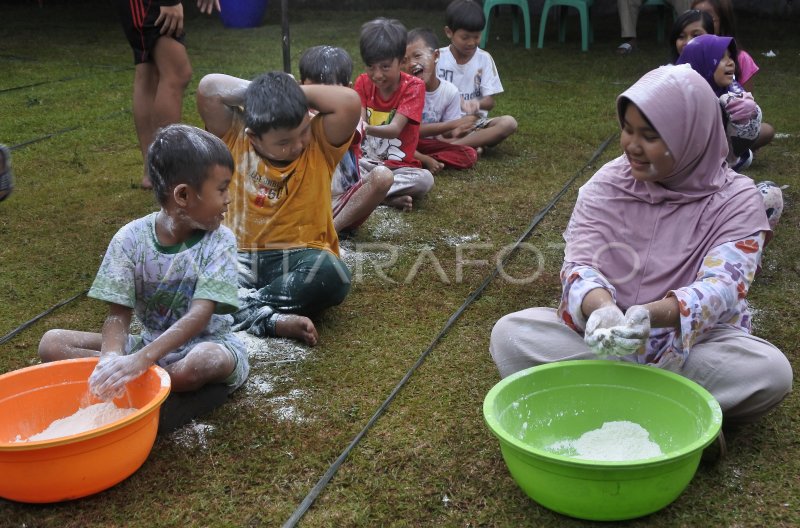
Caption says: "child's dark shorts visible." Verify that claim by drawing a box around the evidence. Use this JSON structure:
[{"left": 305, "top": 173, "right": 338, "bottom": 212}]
[{"left": 115, "top": 0, "right": 186, "bottom": 65}]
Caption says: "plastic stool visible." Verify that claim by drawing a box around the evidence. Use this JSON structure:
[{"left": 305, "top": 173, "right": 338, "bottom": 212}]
[
  {"left": 480, "top": 0, "right": 532, "bottom": 49},
  {"left": 643, "top": 0, "right": 668, "bottom": 43},
  {"left": 537, "top": 0, "right": 595, "bottom": 52}
]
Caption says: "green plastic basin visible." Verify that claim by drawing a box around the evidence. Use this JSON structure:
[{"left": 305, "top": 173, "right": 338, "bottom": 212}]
[{"left": 483, "top": 360, "right": 722, "bottom": 521}]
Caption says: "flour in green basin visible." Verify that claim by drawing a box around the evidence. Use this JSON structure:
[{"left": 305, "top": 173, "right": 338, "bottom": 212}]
[{"left": 547, "top": 420, "right": 663, "bottom": 461}]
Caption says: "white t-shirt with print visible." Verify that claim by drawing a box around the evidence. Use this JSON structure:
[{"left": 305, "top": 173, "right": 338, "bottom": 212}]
[
  {"left": 89, "top": 212, "right": 242, "bottom": 352},
  {"left": 436, "top": 46, "right": 504, "bottom": 117}
]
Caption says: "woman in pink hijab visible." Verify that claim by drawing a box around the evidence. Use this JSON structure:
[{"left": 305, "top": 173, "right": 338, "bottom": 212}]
[{"left": 490, "top": 65, "right": 791, "bottom": 425}]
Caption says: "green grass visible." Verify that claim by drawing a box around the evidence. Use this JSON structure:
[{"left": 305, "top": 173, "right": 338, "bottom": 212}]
[{"left": 1, "top": 2, "right": 799, "bottom": 527}]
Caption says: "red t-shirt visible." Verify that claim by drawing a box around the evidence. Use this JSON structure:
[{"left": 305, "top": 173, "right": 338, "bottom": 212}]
[{"left": 354, "top": 71, "right": 424, "bottom": 168}]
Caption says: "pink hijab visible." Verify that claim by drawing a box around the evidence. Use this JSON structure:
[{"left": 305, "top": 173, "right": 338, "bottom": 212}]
[{"left": 564, "top": 65, "right": 769, "bottom": 309}]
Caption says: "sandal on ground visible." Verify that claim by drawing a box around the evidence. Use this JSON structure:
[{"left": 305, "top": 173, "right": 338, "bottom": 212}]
[{"left": 615, "top": 41, "right": 635, "bottom": 56}]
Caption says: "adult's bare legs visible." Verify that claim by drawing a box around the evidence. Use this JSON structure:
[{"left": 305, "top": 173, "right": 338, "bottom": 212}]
[{"left": 132, "top": 37, "right": 192, "bottom": 188}]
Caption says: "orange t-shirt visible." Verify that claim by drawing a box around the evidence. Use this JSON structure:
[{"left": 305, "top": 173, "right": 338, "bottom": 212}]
[{"left": 222, "top": 112, "right": 350, "bottom": 255}]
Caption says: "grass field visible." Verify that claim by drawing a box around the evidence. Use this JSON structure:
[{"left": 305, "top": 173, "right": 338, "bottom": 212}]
[{"left": 1, "top": 1, "right": 799, "bottom": 526}]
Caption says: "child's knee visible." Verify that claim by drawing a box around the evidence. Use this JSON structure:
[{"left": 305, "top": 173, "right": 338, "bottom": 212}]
[
  {"left": 370, "top": 166, "right": 394, "bottom": 194},
  {"left": 171, "top": 344, "right": 233, "bottom": 390},
  {"left": 38, "top": 329, "right": 63, "bottom": 362},
  {"left": 414, "top": 170, "right": 435, "bottom": 196},
  {"left": 497, "top": 115, "right": 518, "bottom": 137}
]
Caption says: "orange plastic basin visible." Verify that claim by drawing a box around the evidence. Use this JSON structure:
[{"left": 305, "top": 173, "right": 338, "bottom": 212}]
[{"left": 0, "top": 358, "right": 171, "bottom": 503}]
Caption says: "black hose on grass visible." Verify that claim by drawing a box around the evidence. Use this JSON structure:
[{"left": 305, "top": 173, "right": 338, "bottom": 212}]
[
  {"left": 8, "top": 109, "right": 130, "bottom": 151},
  {"left": 282, "top": 134, "right": 617, "bottom": 528},
  {"left": 0, "top": 289, "right": 88, "bottom": 347},
  {"left": 0, "top": 67, "right": 133, "bottom": 95}
]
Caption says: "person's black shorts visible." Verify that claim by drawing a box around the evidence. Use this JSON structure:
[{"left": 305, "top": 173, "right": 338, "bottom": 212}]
[{"left": 116, "top": 0, "right": 186, "bottom": 65}]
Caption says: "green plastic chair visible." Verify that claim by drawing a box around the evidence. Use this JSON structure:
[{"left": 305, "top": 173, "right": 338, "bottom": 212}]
[
  {"left": 480, "top": 0, "right": 532, "bottom": 49},
  {"left": 643, "top": 0, "right": 668, "bottom": 43},
  {"left": 537, "top": 0, "right": 595, "bottom": 52}
]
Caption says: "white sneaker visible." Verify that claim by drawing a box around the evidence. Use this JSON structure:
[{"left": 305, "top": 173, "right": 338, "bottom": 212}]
[{"left": 732, "top": 149, "right": 753, "bottom": 172}]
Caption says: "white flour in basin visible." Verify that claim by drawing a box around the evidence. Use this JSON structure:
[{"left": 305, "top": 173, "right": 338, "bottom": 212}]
[
  {"left": 548, "top": 420, "right": 663, "bottom": 461},
  {"left": 19, "top": 402, "right": 137, "bottom": 442}
]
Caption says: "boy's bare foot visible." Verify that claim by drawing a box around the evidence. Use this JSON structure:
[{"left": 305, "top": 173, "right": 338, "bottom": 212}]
[
  {"left": 275, "top": 314, "right": 318, "bottom": 346},
  {"left": 384, "top": 195, "right": 413, "bottom": 212},
  {"left": 419, "top": 153, "right": 444, "bottom": 174}
]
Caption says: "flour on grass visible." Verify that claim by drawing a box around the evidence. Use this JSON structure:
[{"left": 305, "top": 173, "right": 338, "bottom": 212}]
[
  {"left": 238, "top": 332, "right": 311, "bottom": 365},
  {"left": 547, "top": 421, "right": 663, "bottom": 461},
  {"left": 339, "top": 240, "right": 395, "bottom": 272},
  {"left": 367, "top": 205, "right": 409, "bottom": 239},
  {"left": 20, "top": 402, "right": 137, "bottom": 442},
  {"left": 268, "top": 389, "right": 309, "bottom": 423},
  {"left": 441, "top": 233, "right": 479, "bottom": 247},
  {"left": 171, "top": 421, "right": 215, "bottom": 449},
  {"left": 235, "top": 331, "right": 312, "bottom": 423}
]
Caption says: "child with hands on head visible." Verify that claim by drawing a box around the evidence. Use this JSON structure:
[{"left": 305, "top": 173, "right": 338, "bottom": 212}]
[
  {"left": 196, "top": 70, "right": 360, "bottom": 344},
  {"left": 298, "top": 45, "right": 394, "bottom": 234},
  {"left": 404, "top": 28, "right": 478, "bottom": 173},
  {"left": 355, "top": 17, "right": 434, "bottom": 212},
  {"left": 436, "top": 0, "right": 517, "bottom": 151},
  {"left": 490, "top": 65, "right": 792, "bottom": 426},
  {"left": 39, "top": 124, "right": 249, "bottom": 400}
]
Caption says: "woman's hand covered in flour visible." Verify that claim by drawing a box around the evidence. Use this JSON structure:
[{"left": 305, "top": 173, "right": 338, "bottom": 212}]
[
  {"left": 89, "top": 353, "right": 149, "bottom": 401},
  {"left": 584, "top": 304, "right": 650, "bottom": 357}
]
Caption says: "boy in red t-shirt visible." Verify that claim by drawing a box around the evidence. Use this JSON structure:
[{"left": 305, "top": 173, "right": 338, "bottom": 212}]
[{"left": 354, "top": 18, "right": 434, "bottom": 212}]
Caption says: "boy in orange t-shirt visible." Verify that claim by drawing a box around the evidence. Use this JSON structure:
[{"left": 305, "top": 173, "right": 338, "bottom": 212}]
[{"left": 197, "top": 71, "right": 361, "bottom": 345}]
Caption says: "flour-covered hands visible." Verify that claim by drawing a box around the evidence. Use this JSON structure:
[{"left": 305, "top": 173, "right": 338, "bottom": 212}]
[{"left": 89, "top": 353, "right": 149, "bottom": 401}]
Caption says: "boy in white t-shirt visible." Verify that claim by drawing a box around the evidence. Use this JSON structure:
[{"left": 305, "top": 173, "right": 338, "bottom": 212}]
[
  {"left": 437, "top": 0, "right": 517, "bottom": 150},
  {"left": 405, "top": 28, "right": 478, "bottom": 173},
  {"left": 38, "top": 125, "right": 249, "bottom": 400}
]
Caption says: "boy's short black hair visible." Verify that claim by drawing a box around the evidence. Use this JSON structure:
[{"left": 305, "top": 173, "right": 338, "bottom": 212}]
[
  {"left": 407, "top": 28, "right": 439, "bottom": 51},
  {"left": 147, "top": 124, "right": 234, "bottom": 206},
  {"left": 299, "top": 45, "right": 354, "bottom": 86},
  {"left": 244, "top": 71, "right": 308, "bottom": 136},
  {"left": 359, "top": 17, "right": 408, "bottom": 66},
  {"left": 445, "top": 0, "right": 485, "bottom": 33}
]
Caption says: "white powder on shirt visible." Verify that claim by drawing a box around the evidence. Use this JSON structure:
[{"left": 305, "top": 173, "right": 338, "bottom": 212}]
[
  {"left": 20, "top": 402, "right": 137, "bottom": 442},
  {"left": 547, "top": 420, "right": 663, "bottom": 461}
]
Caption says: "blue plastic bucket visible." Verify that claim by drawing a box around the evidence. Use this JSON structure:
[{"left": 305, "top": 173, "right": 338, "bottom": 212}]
[{"left": 219, "top": 0, "right": 268, "bottom": 29}]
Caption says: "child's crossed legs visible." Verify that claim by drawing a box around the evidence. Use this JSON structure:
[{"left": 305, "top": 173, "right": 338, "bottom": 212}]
[{"left": 38, "top": 329, "right": 236, "bottom": 392}]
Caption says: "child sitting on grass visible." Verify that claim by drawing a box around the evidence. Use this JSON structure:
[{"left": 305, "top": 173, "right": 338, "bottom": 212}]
[
  {"left": 298, "top": 45, "right": 394, "bottom": 235},
  {"left": 355, "top": 17, "right": 434, "bottom": 212},
  {"left": 196, "top": 71, "right": 360, "bottom": 344},
  {"left": 437, "top": 0, "right": 517, "bottom": 151},
  {"left": 404, "top": 28, "right": 478, "bottom": 173},
  {"left": 39, "top": 124, "right": 249, "bottom": 400},
  {"left": 677, "top": 34, "right": 764, "bottom": 171}
]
